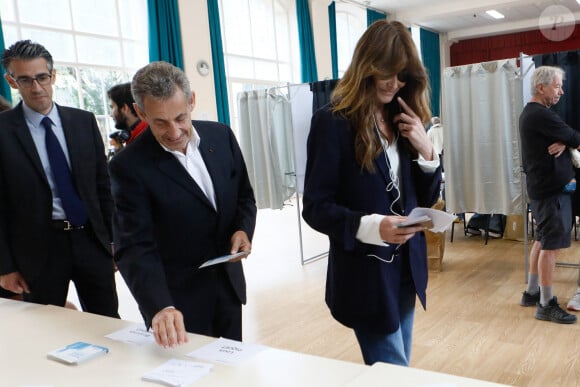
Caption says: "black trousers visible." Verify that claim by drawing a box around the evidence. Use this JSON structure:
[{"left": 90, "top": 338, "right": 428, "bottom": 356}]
[
  {"left": 171, "top": 265, "right": 242, "bottom": 341},
  {"left": 23, "top": 225, "right": 119, "bottom": 318}
]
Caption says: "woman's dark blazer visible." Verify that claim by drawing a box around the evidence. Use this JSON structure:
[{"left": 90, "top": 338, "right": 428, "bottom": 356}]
[{"left": 302, "top": 106, "right": 442, "bottom": 334}]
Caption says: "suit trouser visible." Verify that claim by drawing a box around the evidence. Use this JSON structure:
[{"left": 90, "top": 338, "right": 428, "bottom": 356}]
[
  {"left": 23, "top": 225, "right": 119, "bottom": 318},
  {"left": 171, "top": 265, "right": 242, "bottom": 341}
]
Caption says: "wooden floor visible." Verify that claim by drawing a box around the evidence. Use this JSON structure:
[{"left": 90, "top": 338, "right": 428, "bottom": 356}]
[
  {"left": 70, "top": 204, "right": 580, "bottom": 386},
  {"left": 241, "top": 207, "right": 580, "bottom": 387}
]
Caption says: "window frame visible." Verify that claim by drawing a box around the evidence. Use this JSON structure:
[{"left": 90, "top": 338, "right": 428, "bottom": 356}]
[
  {"left": 0, "top": 0, "right": 148, "bottom": 147},
  {"left": 335, "top": 3, "right": 366, "bottom": 78},
  {"left": 218, "top": 0, "right": 300, "bottom": 134}
]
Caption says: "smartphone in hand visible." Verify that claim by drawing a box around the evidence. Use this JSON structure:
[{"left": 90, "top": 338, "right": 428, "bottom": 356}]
[{"left": 396, "top": 215, "right": 433, "bottom": 229}]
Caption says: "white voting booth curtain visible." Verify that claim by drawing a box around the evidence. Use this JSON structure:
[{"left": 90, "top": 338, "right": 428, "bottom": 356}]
[
  {"left": 237, "top": 89, "right": 296, "bottom": 209},
  {"left": 238, "top": 84, "right": 327, "bottom": 264},
  {"left": 443, "top": 59, "right": 523, "bottom": 215}
]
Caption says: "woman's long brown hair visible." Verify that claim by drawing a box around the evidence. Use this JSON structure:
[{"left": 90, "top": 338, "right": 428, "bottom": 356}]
[{"left": 331, "top": 20, "right": 431, "bottom": 172}]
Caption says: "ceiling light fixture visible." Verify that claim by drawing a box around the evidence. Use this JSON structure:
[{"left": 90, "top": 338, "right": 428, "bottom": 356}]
[{"left": 486, "top": 9, "right": 505, "bottom": 19}]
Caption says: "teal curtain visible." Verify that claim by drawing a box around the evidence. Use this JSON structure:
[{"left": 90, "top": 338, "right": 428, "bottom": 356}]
[
  {"left": 328, "top": 1, "right": 338, "bottom": 79},
  {"left": 296, "top": 0, "right": 318, "bottom": 83},
  {"left": 147, "top": 0, "right": 184, "bottom": 69},
  {"left": 0, "top": 19, "right": 12, "bottom": 103},
  {"left": 366, "top": 9, "right": 386, "bottom": 26},
  {"left": 207, "top": 0, "right": 230, "bottom": 125},
  {"left": 420, "top": 28, "right": 441, "bottom": 117}
]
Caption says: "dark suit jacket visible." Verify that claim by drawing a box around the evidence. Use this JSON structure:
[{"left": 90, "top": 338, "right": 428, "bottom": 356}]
[
  {"left": 109, "top": 121, "right": 257, "bottom": 328},
  {"left": 302, "top": 106, "right": 442, "bottom": 334},
  {"left": 0, "top": 102, "right": 114, "bottom": 280}
]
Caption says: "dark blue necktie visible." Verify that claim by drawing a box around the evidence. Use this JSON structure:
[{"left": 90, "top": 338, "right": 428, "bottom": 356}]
[{"left": 42, "top": 116, "right": 87, "bottom": 226}]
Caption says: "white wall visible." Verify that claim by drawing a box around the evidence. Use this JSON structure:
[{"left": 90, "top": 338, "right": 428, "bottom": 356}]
[
  {"left": 311, "top": 0, "right": 333, "bottom": 80},
  {"left": 178, "top": 0, "right": 217, "bottom": 121}
]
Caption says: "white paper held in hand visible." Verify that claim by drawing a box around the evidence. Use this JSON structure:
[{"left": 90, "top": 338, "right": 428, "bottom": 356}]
[
  {"left": 198, "top": 251, "right": 249, "bottom": 269},
  {"left": 397, "top": 207, "right": 456, "bottom": 233}
]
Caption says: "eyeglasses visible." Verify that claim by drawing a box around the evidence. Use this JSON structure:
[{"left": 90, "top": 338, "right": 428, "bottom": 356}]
[{"left": 9, "top": 73, "right": 52, "bottom": 88}]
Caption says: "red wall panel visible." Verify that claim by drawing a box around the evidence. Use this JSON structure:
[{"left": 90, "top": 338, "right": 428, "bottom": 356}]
[{"left": 450, "top": 25, "right": 580, "bottom": 66}]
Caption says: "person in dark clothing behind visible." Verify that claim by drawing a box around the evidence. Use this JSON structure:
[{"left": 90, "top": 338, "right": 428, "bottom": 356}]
[
  {"left": 519, "top": 65, "right": 580, "bottom": 324},
  {"left": 107, "top": 82, "right": 147, "bottom": 145},
  {"left": 0, "top": 95, "right": 16, "bottom": 301}
]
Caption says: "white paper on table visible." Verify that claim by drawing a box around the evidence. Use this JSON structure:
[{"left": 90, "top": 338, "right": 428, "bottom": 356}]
[
  {"left": 405, "top": 207, "right": 457, "bottom": 233},
  {"left": 198, "top": 251, "right": 249, "bottom": 269},
  {"left": 105, "top": 324, "right": 155, "bottom": 346},
  {"left": 186, "top": 337, "right": 267, "bottom": 365},
  {"left": 142, "top": 359, "right": 212, "bottom": 387}
]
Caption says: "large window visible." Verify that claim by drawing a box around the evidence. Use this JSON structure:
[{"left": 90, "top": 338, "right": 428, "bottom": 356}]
[
  {"left": 335, "top": 3, "right": 365, "bottom": 78},
  {"left": 218, "top": 0, "right": 300, "bottom": 134},
  {"left": 0, "top": 0, "right": 148, "bottom": 146}
]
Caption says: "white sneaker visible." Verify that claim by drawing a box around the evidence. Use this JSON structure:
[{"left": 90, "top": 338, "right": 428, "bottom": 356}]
[{"left": 567, "top": 292, "right": 580, "bottom": 311}]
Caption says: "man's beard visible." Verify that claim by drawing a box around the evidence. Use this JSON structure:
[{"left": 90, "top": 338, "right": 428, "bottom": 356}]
[{"left": 114, "top": 113, "right": 128, "bottom": 129}]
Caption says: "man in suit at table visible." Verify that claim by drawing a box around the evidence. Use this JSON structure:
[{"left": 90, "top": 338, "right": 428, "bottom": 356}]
[
  {"left": 109, "top": 61, "right": 256, "bottom": 348},
  {"left": 0, "top": 40, "right": 119, "bottom": 317}
]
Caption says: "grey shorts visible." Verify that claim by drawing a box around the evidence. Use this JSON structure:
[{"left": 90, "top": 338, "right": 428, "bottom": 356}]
[{"left": 530, "top": 192, "right": 572, "bottom": 250}]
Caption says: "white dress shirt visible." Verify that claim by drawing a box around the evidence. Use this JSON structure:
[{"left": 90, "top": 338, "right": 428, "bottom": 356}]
[
  {"left": 356, "top": 138, "right": 440, "bottom": 247},
  {"left": 161, "top": 126, "right": 217, "bottom": 210}
]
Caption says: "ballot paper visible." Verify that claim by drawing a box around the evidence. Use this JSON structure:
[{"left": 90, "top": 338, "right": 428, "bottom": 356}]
[
  {"left": 396, "top": 215, "right": 433, "bottom": 229},
  {"left": 198, "top": 251, "right": 249, "bottom": 269},
  {"left": 142, "top": 359, "right": 212, "bottom": 387},
  {"left": 402, "top": 207, "right": 456, "bottom": 233},
  {"left": 186, "top": 337, "right": 266, "bottom": 366},
  {"left": 105, "top": 324, "right": 155, "bottom": 346}
]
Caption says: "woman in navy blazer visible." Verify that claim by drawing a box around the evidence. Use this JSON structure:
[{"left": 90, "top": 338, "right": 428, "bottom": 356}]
[{"left": 302, "top": 20, "right": 441, "bottom": 366}]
